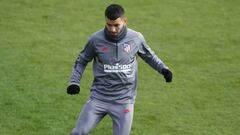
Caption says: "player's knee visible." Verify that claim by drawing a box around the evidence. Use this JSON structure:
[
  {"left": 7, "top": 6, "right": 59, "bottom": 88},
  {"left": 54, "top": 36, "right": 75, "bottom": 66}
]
[
  {"left": 70, "top": 131, "right": 79, "bottom": 135},
  {"left": 71, "top": 130, "right": 88, "bottom": 135},
  {"left": 71, "top": 131, "right": 82, "bottom": 135}
]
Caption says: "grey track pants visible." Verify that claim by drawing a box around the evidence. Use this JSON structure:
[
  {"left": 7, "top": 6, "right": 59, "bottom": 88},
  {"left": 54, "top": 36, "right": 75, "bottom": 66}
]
[{"left": 70, "top": 98, "right": 134, "bottom": 135}]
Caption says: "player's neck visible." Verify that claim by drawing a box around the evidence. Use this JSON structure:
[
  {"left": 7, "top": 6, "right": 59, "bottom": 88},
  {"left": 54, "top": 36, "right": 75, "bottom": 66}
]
[{"left": 104, "top": 26, "right": 127, "bottom": 43}]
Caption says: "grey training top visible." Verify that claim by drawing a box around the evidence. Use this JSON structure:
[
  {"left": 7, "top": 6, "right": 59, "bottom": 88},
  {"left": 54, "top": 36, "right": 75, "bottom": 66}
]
[{"left": 69, "top": 28, "right": 168, "bottom": 104}]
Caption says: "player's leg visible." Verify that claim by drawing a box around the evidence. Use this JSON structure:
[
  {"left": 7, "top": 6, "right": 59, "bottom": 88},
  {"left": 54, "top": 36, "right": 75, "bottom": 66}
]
[
  {"left": 70, "top": 98, "right": 107, "bottom": 135},
  {"left": 109, "top": 103, "right": 134, "bottom": 135}
]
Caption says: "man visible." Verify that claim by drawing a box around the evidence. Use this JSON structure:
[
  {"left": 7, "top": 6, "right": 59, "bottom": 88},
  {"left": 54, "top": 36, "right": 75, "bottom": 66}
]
[{"left": 67, "top": 4, "right": 173, "bottom": 135}]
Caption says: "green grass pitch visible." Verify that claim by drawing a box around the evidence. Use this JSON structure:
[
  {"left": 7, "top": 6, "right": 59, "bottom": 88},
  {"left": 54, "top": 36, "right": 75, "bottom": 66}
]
[{"left": 0, "top": 0, "right": 239, "bottom": 135}]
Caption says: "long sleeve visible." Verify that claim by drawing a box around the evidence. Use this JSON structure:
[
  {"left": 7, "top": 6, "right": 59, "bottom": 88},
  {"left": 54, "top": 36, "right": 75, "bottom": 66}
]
[
  {"left": 69, "top": 38, "right": 95, "bottom": 85},
  {"left": 137, "top": 33, "right": 168, "bottom": 74}
]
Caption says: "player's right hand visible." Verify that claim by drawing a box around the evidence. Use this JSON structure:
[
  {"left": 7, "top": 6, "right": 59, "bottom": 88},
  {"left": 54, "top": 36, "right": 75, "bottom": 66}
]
[{"left": 67, "top": 84, "right": 80, "bottom": 95}]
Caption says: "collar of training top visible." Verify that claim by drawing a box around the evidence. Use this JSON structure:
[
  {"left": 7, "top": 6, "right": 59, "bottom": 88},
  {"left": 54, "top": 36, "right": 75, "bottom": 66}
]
[{"left": 104, "top": 25, "right": 127, "bottom": 43}]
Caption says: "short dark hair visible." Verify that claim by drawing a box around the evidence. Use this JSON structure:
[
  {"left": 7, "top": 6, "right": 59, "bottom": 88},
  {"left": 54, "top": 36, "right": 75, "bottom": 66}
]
[{"left": 105, "top": 4, "right": 125, "bottom": 20}]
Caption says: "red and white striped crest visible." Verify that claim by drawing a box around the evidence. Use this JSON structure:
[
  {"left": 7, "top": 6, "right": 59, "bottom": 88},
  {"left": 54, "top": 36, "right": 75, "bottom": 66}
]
[{"left": 123, "top": 43, "right": 131, "bottom": 53}]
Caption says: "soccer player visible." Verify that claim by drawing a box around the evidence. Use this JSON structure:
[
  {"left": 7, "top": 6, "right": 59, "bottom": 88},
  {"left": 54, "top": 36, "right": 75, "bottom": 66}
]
[{"left": 67, "top": 4, "right": 173, "bottom": 135}]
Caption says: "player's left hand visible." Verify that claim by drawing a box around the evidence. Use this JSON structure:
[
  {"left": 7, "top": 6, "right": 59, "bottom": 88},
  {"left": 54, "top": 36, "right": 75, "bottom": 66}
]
[{"left": 161, "top": 68, "right": 173, "bottom": 82}]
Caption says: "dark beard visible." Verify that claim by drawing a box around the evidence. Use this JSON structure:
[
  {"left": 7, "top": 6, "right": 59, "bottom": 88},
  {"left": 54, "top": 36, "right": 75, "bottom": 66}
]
[{"left": 104, "top": 26, "right": 127, "bottom": 43}]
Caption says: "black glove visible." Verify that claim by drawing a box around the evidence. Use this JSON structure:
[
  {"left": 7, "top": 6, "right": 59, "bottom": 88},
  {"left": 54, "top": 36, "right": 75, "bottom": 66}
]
[
  {"left": 67, "top": 84, "right": 80, "bottom": 95},
  {"left": 161, "top": 68, "right": 173, "bottom": 82}
]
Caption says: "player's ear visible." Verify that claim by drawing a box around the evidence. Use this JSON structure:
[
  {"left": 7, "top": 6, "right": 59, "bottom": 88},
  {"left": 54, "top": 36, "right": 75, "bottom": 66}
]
[{"left": 123, "top": 17, "right": 127, "bottom": 25}]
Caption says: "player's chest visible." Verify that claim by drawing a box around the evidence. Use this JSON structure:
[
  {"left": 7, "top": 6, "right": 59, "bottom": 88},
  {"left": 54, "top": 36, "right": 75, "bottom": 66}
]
[{"left": 95, "top": 41, "right": 138, "bottom": 64}]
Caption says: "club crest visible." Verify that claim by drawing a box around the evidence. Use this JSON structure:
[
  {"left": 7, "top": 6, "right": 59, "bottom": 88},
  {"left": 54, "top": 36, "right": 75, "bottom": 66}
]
[{"left": 123, "top": 43, "right": 131, "bottom": 53}]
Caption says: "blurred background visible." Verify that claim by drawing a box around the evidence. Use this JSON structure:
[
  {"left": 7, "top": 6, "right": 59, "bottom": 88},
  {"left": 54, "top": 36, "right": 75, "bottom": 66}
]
[{"left": 0, "top": 0, "right": 239, "bottom": 134}]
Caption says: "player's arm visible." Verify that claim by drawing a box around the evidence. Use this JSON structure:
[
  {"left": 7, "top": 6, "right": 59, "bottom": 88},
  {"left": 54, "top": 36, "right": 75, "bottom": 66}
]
[
  {"left": 67, "top": 38, "right": 95, "bottom": 95},
  {"left": 137, "top": 33, "right": 172, "bottom": 82}
]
